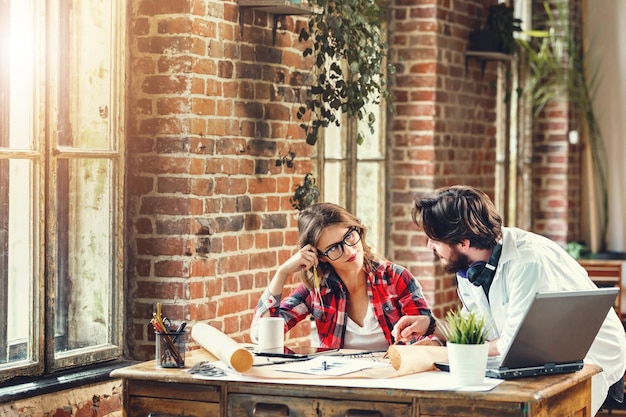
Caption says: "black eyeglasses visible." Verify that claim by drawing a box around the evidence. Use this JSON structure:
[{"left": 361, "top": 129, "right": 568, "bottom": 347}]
[{"left": 318, "top": 226, "right": 361, "bottom": 261}]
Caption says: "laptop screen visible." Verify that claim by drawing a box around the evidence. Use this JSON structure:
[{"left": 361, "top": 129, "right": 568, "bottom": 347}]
[{"left": 499, "top": 288, "right": 618, "bottom": 369}]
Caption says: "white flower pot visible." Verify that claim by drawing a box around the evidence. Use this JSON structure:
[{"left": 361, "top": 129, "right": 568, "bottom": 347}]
[{"left": 446, "top": 342, "right": 489, "bottom": 386}]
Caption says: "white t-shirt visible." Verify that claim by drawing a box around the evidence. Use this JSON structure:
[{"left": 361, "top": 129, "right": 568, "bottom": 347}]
[{"left": 343, "top": 304, "right": 389, "bottom": 350}]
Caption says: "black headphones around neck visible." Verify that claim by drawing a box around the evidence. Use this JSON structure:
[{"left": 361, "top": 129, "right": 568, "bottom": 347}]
[{"left": 465, "top": 243, "right": 503, "bottom": 287}]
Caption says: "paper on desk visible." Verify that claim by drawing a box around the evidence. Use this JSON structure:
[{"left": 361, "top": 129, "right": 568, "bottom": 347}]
[
  {"left": 195, "top": 360, "right": 503, "bottom": 392},
  {"left": 191, "top": 322, "right": 254, "bottom": 373},
  {"left": 277, "top": 355, "right": 388, "bottom": 376}
]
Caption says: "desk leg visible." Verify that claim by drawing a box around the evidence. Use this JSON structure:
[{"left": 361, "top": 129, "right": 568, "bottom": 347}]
[{"left": 528, "top": 378, "right": 591, "bottom": 417}]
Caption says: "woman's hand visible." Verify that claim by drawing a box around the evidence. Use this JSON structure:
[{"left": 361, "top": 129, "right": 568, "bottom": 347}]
[
  {"left": 268, "top": 245, "right": 319, "bottom": 296},
  {"left": 280, "top": 244, "right": 319, "bottom": 275},
  {"left": 391, "top": 315, "right": 431, "bottom": 343}
]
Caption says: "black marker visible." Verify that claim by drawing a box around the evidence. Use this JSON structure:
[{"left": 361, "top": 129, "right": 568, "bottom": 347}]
[{"left": 172, "top": 321, "right": 187, "bottom": 342}]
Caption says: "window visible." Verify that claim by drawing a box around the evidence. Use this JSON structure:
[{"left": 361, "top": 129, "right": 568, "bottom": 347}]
[
  {"left": 0, "top": 0, "right": 125, "bottom": 382},
  {"left": 319, "top": 100, "right": 387, "bottom": 255}
]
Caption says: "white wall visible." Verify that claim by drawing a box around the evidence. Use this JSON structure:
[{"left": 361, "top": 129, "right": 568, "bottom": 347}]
[{"left": 587, "top": 0, "right": 626, "bottom": 252}]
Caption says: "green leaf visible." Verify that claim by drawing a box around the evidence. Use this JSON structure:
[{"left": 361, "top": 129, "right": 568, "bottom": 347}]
[{"left": 440, "top": 308, "right": 489, "bottom": 344}]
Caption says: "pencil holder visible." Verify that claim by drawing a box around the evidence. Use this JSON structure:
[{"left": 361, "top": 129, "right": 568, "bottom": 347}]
[{"left": 155, "top": 330, "right": 186, "bottom": 368}]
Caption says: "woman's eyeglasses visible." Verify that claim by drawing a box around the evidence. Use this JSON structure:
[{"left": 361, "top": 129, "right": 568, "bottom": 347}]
[{"left": 318, "top": 226, "right": 361, "bottom": 261}]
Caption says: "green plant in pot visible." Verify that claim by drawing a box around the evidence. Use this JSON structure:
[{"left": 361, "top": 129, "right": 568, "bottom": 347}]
[
  {"left": 516, "top": 2, "right": 609, "bottom": 251},
  {"left": 440, "top": 308, "right": 490, "bottom": 386},
  {"left": 441, "top": 308, "right": 489, "bottom": 345},
  {"left": 469, "top": 4, "right": 522, "bottom": 54}
]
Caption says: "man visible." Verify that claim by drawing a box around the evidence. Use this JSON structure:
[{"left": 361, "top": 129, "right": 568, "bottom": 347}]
[{"left": 395, "top": 185, "right": 626, "bottom": 415}]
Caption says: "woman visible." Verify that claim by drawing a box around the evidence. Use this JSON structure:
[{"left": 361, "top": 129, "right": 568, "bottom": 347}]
[{"left": 252, "top": 202, "right": 435, "bottom": 350}]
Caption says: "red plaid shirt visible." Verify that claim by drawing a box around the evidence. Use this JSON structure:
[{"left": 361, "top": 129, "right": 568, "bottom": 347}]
[{"left": 254, "top": 260, "right": 432, "bottom": 349}]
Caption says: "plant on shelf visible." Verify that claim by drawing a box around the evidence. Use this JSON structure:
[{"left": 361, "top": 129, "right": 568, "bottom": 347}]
[
  {"left": 516, "top": 2, "right": 608, "bottom": 251},
  {"left": 469, "top": 3, "right": 522, "bottom": 54},
  {"left": 297, "top": 0, "right": 394, "bottom": 146}
]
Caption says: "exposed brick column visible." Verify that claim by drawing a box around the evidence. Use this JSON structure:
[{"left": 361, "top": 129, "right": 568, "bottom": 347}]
[
  {"left": 386, "top": 0, "right": 501, "bottom": 315},
  {"left": 530, "top": 0, "right": 583, "bottom": 246}
]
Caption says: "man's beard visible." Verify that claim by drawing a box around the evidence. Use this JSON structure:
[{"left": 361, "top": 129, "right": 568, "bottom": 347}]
[{"left": 437, "top": 247, "right": 472, "bottom": 274}]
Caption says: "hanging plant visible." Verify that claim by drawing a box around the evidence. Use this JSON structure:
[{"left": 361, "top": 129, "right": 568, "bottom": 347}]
[
  {"left": 516, "top": 2, "right": 609, "bottom": 250},
  {"left": 290, "top": 173, "right": 320, "bottom": 211},
  {"left": 298, "top": 0, "right": 394, "bottom": 146}
]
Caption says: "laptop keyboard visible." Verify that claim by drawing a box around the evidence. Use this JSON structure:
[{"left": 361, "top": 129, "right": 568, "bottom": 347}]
[{"left": 487, "top": 356, "right": 503, "bottom": 368}]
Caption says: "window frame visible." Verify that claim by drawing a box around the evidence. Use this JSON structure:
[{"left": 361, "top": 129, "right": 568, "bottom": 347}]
[{"left": 0, "top": 0, "right": 126, "bottom": 383}]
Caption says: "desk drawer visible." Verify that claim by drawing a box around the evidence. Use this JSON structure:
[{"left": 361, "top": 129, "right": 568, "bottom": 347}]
[
  {"left": 126, "top": 380, "right": 221, "bottom": 417},
  {"left": 128, "top": 396, "right": 220, "bottom": 417},
  {"left": 228, "top": 393, "right": 412, "bottom": 417}
]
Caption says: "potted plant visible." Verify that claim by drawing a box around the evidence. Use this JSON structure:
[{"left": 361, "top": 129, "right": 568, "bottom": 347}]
[
  {"left": 469, "top": 4, "right": 522, "bottom": 54},
  {"left": 516, "top": 2, "right": 609, "bottom": 252},
  {"left": 440, "top": 308, "right": 490, "bottom": 386}
]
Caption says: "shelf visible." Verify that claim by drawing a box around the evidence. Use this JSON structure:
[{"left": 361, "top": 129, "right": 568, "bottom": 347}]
[
  {"left": 465, "top": 50, "right": 514, "bottom": 77},
  {"left": 465, "top": 51, "right": 514, "bottom": 61},
  {"left": 239, "top": 0, "right": 314, "bottom": 15},
  {"left": 238, "top": 1, "right": 317, "bottom": 45}
]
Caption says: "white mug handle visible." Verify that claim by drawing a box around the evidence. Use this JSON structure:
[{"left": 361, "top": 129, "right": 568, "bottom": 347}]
[{"left": 250, "top": 321, "right": 259, "bottom": 344}]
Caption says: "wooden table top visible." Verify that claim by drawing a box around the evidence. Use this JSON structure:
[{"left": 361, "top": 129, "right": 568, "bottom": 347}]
[{"left": 112, "top": 348, "right": 601, "bottom": 405}]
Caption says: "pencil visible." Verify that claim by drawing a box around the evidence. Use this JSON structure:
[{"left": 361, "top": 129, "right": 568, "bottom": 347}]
[{"left": 383, "top": 339, "right": 401, "bottom": 359}]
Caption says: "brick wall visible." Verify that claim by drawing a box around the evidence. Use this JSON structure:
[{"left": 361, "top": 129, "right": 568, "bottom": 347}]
[
  {"left": 0, "top": 380, "right": 121, "bottom": 417},
  {"left": 126, "top": 0, "right": 314, "bottom": 359}
]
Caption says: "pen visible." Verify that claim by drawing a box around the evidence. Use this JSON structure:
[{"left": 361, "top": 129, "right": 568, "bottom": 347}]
[
  {"left": 333, "top": 349, "right": 387, "bottom": 357},
  {"left": 383, "top": 339, "right": 404, "bottom": 359},
  {"left": 172, "top": 321, "right": 187, "bottom": 342},
  {"left": 253, "top": 357, "right": 312, "bottom": 367}
]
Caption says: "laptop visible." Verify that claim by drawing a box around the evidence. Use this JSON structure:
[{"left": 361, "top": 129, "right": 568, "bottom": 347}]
[{"left": 436, "top": 287, "right": 618, "bottom": 379}]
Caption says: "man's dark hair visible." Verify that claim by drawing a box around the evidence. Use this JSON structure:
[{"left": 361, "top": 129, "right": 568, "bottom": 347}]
[{"left": 411, "top": 185, "right": 502, "bottom": 249}]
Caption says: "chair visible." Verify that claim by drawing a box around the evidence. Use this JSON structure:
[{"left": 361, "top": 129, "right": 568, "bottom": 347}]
[{"left": 578, "top": 259, "right": 624, "bottom": 322}]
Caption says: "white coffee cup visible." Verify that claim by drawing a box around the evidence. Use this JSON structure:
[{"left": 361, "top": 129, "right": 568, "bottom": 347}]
[{"left": 250, "top": 317, "right": 285, "bottom": 352}]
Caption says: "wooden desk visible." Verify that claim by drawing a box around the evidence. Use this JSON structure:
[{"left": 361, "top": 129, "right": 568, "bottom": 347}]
[
  {"left": 111, "top": 349, "right": 600, "bottom": 417},
  {"left": 579, "top": 259, "right": 624, "bottom": 321}
]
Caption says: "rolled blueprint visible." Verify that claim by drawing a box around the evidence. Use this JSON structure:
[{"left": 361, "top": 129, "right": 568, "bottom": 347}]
[
  {"left": 191, "top": 322, "right": 254, "bottom": 372},
  {"left": 386, "top": 344, "right": 448, "bottom": 376}
]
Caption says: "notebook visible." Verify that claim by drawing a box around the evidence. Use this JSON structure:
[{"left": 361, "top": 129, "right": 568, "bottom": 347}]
[{"left": 436, "top": 287, "right": 618, "bottom": 379}]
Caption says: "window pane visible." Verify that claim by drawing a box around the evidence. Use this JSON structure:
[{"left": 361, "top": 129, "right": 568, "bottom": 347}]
[
  {"left": 6, "top": 0, "right": 35, "bottom": 150},
  {"left": 357, "top": 162, "right": 384, "bottom": 255},
  {"left": 356, "top": 101, "right": 384, "bottom": 160},
  {"left": 2, "top": 159, "right": 37, "bottom": 365},
  {"left": 55, "top": 158, "right": 115, "bottom": 355},
  {"left": 60, "top": 1, "right": 114, "bottom": 150},
  {"left": 323, "top": 161, "right": 346, "bottom": 206},
  {"left": 324, "top": 119, "right": 347, "bottom": 159}
]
